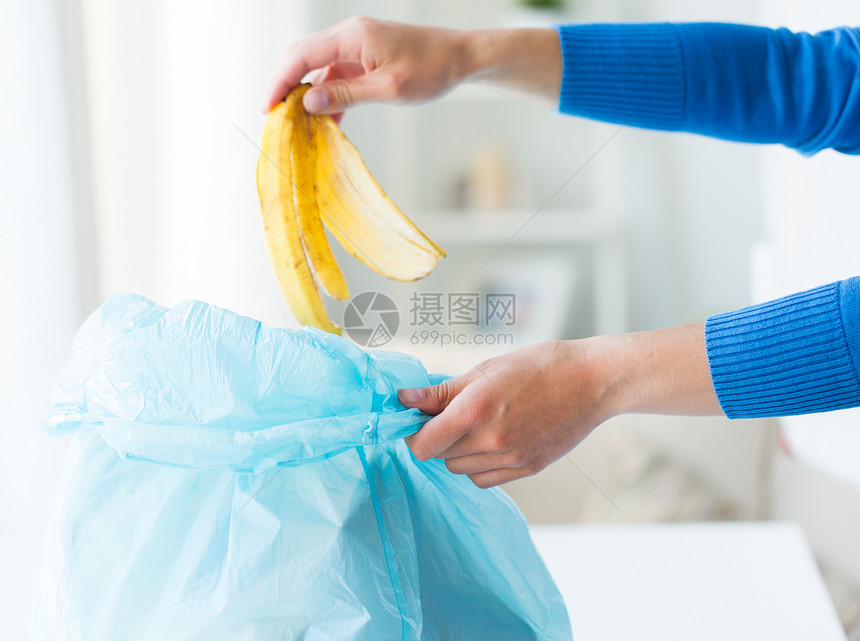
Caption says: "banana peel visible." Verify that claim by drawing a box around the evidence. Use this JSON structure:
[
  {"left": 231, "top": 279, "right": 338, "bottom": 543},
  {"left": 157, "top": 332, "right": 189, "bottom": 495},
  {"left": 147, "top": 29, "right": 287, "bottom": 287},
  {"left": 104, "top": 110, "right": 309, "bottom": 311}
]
[
  {"left": 257, "top": 84, "right": 445, "bottom": 334},
  {"left": 288, "top": 90, "right": 349, "bottom": 301},
  {"left": 315, "top": 115, "right": 446, "bottom": 281},
  {"left": 257, "top": 86, "right": 341, "bottom": 334}
]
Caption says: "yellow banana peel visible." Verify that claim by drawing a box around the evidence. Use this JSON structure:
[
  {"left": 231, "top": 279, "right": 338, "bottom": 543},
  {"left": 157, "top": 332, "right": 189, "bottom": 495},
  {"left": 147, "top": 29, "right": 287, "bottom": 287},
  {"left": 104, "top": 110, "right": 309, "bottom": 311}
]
[
  {"left": 315, "top": 115, "right": 446, "bottom": 281},
  {"left": 257, "top": 84, "right": 445, "bottom": 334},
  {"left": 257, "top": 88, "right": 341, "bottom": 334},
  {"left": 287, "top": 87, "right": 350, "bottom": 301}
]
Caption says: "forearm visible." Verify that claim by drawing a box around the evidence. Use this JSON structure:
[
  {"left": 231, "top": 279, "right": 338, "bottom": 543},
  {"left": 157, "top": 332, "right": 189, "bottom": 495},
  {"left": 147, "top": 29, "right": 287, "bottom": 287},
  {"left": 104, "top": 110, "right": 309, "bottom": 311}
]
[
  {"left": 590, "top": 277, "right": 860, "bottom": 421},
  {"left": 461, "top": 28, "right": 562, "bottom": 104},
  {"left": 588, "top": 322, "right": 723, "bottom": 418}
]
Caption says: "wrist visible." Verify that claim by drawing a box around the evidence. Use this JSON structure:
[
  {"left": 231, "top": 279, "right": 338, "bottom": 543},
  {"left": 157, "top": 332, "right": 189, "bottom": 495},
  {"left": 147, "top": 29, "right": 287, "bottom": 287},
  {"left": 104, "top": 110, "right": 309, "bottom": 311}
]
[
  {"left": 548, "top": 337, "right": 628, "bottom": 425},
  {"left": 459, "top": 29, "right": 512, "bottom": 85},
  {"left": 460, "top": 28, "right": 562, "bottom": 102},
  {"left": 578, "top": 334, "right": 637, "bottom": 419}
]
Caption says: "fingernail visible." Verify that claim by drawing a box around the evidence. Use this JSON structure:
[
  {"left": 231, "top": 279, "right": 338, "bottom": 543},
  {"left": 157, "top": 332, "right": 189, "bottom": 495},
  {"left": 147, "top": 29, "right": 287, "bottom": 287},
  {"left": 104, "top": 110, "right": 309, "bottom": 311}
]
[
  {"left": 304, "top": 90, "right": 329, "bottom": 113},
  {"left": 397, "top": 388, "right": 425, "bottom": 405}
]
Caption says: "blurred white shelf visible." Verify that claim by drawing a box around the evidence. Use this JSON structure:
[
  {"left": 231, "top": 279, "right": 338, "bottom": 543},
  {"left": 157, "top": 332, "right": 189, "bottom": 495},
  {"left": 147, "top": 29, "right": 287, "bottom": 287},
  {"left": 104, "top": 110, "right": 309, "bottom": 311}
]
[
  {"left": 531, "top": 522, "right": 846, "bottom": 641},
  {"left": 405, "top": 208, "right": 628, "bottom": 336},
  {"left": 415, "top": 208, "right": 620, "bottom": 245}
]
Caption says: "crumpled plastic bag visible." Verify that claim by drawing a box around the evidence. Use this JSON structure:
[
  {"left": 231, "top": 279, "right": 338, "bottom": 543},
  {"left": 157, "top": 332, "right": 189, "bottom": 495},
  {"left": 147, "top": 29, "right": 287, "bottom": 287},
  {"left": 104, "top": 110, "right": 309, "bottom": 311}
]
[{"left": 34, "top": 294, "right": 571, "bottom": 640}]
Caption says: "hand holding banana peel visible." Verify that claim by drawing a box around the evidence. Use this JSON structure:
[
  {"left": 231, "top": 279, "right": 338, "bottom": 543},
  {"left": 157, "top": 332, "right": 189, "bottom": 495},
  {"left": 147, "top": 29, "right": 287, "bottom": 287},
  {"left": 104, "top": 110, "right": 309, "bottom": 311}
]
[
  {"left": 263, "top": 16, "right": 562, "bottom": 115},
  {"left": 257, "top": 83, "right": 445, "bottom": 333},
  {"left": 258, "top": 17, "right": 563, "bottom": 334}
]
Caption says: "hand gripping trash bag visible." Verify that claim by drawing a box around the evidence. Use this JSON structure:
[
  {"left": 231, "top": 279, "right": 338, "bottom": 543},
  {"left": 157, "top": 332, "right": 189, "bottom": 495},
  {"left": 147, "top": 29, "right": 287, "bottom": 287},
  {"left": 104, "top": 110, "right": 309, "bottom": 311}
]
[{"left": 35, "top": 294, "right": 571, "bottom": 641}]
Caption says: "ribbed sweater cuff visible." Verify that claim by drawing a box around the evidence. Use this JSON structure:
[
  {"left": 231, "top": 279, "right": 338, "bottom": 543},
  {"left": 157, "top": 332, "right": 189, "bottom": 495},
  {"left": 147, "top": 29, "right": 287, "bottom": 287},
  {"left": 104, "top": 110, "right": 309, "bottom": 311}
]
[
  {"left": 555, "top": 23, "right": 684, "bottom": 130},
  {"left": 705, "top": 278, "right": 860, "bottom": 419}
]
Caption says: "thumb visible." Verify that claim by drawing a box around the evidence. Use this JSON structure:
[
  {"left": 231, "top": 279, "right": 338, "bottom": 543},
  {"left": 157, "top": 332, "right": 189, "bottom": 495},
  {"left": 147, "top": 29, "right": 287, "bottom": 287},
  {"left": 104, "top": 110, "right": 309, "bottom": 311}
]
[
  {"left": 397, "top": 376, "right": 468, "bottom": 416},
  {"left": 303, "top": 72, "right": 391, "bottom": 114}
]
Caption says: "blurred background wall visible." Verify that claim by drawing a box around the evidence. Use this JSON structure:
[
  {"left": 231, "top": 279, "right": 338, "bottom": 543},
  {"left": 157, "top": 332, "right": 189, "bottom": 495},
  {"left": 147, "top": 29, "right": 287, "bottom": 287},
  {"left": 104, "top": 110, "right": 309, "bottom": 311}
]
[
  {"left": 3, "top": 0, "right": 860, "bottom": 637},
  {"left": 1, "top": 0, "right": 88, "bottom": 636}
]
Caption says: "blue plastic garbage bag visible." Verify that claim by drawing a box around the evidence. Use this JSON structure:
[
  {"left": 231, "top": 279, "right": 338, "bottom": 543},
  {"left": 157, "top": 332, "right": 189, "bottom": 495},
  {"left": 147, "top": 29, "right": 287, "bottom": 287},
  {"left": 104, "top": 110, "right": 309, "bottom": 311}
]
[{"left": 35, "top": 294, "right": 571, "bottom": 640}]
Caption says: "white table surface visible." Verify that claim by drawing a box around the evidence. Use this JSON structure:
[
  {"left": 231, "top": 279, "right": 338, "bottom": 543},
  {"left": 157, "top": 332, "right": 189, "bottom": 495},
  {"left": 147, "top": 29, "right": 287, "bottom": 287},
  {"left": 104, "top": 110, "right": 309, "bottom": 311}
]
[{"left": 530, "top": 522, "right": 846, "bottom": 641}]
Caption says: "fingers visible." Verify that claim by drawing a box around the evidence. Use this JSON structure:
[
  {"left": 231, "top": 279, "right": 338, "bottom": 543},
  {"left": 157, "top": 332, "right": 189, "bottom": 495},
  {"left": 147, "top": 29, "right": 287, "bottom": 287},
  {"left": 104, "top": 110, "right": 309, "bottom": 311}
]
[
  {"left": 397, "top": 375, "right": 472, "bottom": 461},
  {"left": 444, "top": 452, "right": 510, "bottom": 475},
  {"left": 309, "top": 62, "right": 363, "bottom": 123},
  {"left": 399, "top": 368, "right": 500, "bottom": 463},
  {"left": 399, "top": 375, "right": 477, "bottom": 461},
  {"left": 264, "top": 19, "right": 367, "bottom": 112},
  {"left": 404, "top": 412, "right": 469, "bottom": 462},
  {"left": 397, "top": 375, "right": 470, "bottom": 416},
  {"left": 468, "top": 467, "right": 529, "bottom": 489},
  {"left": 304, "top": 71, "right": 396, "bottom": 115},
  {"left": 264, "top": 38, "right": 339, "bottom": 112}
]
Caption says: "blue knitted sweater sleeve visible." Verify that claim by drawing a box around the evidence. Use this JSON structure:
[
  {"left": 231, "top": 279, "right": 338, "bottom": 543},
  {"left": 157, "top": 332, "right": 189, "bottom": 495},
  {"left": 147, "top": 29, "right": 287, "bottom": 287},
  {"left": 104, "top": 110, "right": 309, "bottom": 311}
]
[
  {"left": 555, "top": 22, "right": 860, "bottom": 155},
  {"left": 705, "top": 279, "right": 860, "bottom": 418},
  {"left": 555, "top": 23, "right": 860, "bottom": 418}
]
